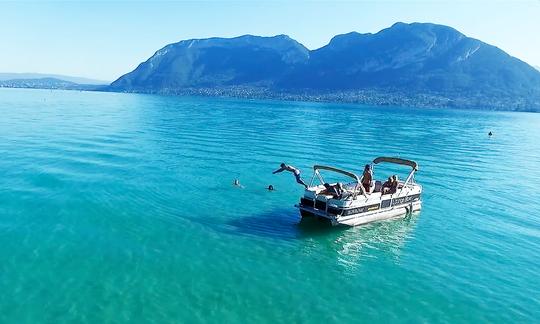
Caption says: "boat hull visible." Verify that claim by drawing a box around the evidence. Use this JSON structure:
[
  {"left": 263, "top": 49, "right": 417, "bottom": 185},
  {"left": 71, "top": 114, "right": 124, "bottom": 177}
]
[{"left": 297, "top": 192, "right": 422, "bottom": 226}]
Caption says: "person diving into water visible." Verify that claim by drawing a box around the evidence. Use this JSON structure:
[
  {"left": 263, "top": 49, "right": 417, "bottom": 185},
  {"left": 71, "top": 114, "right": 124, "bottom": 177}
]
[{"left": 272, "top": 163, "right": 308, "bottom": 189}]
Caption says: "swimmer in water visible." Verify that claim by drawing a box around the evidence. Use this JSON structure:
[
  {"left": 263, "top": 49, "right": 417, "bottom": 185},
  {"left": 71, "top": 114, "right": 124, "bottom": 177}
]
[
  {"left": 267, "top": 185, "right": 275, "bottom": 191},
  {"left": 233, "top": 179, "right": 244, "bottom": 188}
]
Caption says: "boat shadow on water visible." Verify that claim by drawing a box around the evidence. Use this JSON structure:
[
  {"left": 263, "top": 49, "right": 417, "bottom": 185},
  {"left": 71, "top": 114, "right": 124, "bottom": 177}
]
[
  {"left": 222, "top": 209, "right": 337, "bottom": 241},
  {"left": 219, "top": 208, "right": 421, "bottom": 251}
]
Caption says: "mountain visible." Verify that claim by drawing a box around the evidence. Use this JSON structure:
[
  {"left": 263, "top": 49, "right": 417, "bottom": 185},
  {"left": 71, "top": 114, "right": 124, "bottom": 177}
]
[
  {"left": 110, "top": 35, "right": 309, "bottom": 91},
  {"left": 0, "top": 78, "right": 105, "bottom": 91},
  {"left": 0, "top": 73, "right": 108, "bottom": 85},
  {"left": 283, "top": 23, "right": 540, "bottom": 94},
  {"left": 109, "top": 22, "right": 540, "bottom": 111}
]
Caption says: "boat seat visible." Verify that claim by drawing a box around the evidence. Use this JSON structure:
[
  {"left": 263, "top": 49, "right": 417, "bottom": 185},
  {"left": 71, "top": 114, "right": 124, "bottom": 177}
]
[
  {"left": 373, "top": 181, "right": 382, "bottom": 193},
  {"left": 316, "top": 194, "right": 333, "bottom": 200},
  {"left": 324, "top": 195, "right": 334, "bottom": 199}
]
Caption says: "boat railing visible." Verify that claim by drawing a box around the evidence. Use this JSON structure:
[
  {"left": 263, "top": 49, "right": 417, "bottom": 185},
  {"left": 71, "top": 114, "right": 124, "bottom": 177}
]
[{"left": 309, "top": 165, "right": 365, "bottom": 199}]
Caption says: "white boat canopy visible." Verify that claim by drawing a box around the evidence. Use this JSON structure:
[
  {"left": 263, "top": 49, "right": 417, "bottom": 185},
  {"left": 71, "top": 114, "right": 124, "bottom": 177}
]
[{"left": 373, "top": 157, "right": 418, "bottom": 171}]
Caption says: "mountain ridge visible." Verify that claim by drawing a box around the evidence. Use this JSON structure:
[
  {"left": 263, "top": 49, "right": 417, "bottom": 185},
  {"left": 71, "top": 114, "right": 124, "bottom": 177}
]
[
  {"left": 0, "top": 73, "right": 108, "bottom": 85},
  {"left": 0, "top": 77, "right": 106, "bottom": 91},
  {"left": 109, "top": 22, "right": 540, "bottom": 111}
]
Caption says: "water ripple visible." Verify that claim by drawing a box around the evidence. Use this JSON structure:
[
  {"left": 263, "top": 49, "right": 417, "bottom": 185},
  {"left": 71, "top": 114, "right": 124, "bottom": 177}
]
[{"left": 0, "top": 89, "right": 539, "bottom": 322}]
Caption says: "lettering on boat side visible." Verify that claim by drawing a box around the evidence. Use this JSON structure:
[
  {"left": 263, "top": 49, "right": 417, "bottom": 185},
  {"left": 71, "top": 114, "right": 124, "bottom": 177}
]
[
  {"left": 391, "top": 194, "right": 420, "bottom": 206},
  {"left": 302, "top": 194, "right": 420, "bottom": 216},
  {"left": 342, "top": 203, "right": 380, "bottom": 216},
  {"left": 336, "top": 194, "right": 421, "bottom": 216}
]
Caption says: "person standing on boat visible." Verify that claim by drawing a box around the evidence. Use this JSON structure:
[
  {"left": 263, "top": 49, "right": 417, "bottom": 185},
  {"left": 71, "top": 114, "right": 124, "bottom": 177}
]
[
  {"left": 273, "top": 163, "right": 308, "bottom": 189},
  {"left": 361, "top": 164, "right": 372, "bottom": 194}
]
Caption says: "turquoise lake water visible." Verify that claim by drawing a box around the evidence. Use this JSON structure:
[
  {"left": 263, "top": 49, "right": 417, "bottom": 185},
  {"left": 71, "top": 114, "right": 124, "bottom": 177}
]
[{"left": 0, "top": 88, "right": 539, "bottom": 323}]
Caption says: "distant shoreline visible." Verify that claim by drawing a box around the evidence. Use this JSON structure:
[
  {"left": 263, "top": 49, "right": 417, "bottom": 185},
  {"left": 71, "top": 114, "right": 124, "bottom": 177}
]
[
  {"left": 2, "top": 85, "right": 539, "bottom": 112},
  {"left": 104, "top": 86, "right": 540, "bottom": 112}
]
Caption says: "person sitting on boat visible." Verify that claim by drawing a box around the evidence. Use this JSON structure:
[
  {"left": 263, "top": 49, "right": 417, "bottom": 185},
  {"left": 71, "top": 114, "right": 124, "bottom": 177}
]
[
  {"left": 361, "top": 164, "right": 373, "bottom": 194},
  {"left": 381, "top": 176, "right": 393, "bottom": 195},
  {"left": 388, "top": 175, "right": 399, "bottom": 194},
  {"left": 273, "top": 163, "right": 308, "bottom": 189},
  {"left": 322, "top": 183, "right": 343, "bottom": 199},
  {"left": 335, "top": 182, "right": 349, "bottom": 198}
]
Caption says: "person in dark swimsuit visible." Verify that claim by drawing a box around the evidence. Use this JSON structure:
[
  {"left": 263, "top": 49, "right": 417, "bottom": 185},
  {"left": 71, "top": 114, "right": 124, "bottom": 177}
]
[
  {"left": 323, "top": 183, "right": 343, "bottom": 199},
  {"left": 273, "top": 163, "right": 308, "bottom": 189},
  {"left": 381, "top": 176, "right": 393, "bottom": 195},
  {"left": 388, "top": 175, "right": 399, "bottom": 194},
  {"left": 361, "top": 164, "right": 372, "bottom": 194}
]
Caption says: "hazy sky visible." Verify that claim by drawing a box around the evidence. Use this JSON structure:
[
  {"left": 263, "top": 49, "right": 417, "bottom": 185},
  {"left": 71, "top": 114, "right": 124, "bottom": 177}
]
[{"left": 1, "top": 0, "right": 539, "bottom": 81}]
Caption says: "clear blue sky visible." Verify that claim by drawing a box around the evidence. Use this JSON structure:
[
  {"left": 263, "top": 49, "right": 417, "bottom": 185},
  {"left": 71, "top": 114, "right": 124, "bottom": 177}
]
[{"left": 1, "top": 0, "right": 539, "bottom": 81}]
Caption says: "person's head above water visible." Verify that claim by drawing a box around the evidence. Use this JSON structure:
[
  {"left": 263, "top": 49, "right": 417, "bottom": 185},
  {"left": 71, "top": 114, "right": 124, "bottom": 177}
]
[
  {"left": 267, "top": 185, "right": 274, "bottom": 191},
  {"left": 233, "top": 179, "right": 240, "bottom": 185}
]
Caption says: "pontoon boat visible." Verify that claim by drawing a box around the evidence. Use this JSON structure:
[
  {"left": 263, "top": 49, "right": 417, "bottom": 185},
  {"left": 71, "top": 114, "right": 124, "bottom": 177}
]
[{"left": 296, "top": 157, "right": 422, "bottom": 226}]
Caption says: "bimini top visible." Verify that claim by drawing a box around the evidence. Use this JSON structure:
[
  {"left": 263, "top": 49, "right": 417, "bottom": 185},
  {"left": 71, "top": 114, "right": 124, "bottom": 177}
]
[
  {"left": 313, "top": 165, "right": 361, "bottom": 183},
  {"left": 373, "top": 157, "right": 418, "bottom": 171}
]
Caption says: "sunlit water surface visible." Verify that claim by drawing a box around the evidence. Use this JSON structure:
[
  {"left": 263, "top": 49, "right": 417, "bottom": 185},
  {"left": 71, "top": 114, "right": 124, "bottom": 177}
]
[{"left": 1, "top": 88, "right": 539, "bottom": 322}]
